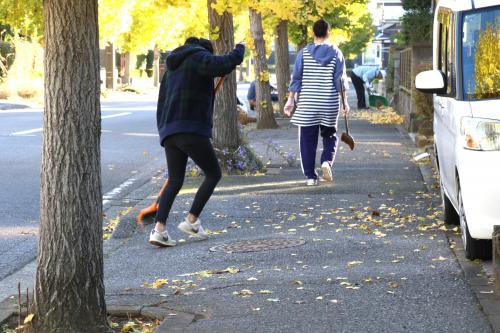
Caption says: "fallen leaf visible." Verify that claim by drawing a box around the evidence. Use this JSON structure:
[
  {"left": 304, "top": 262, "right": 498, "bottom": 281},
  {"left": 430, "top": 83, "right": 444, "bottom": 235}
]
[
  {"left": 347, "top": 261, "right": 363, "bottom": 268},
  {"left": 24, "top": 314, "right": 35, "bottom": 324},
  {"left": 233, "top": 289, "right": 254, "bottom": 297},
  {"left": 258, "top": 290, "right": 273, "bottom": 295},
  {"left": 121, "top": 322, "right": 135, "bottom": 332},
  {"left": 388, "top": 282, "right": 400, "bottom": 289}
]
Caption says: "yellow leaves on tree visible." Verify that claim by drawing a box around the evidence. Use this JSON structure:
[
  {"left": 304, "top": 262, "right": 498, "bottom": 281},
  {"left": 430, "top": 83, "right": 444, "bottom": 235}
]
[
  {"left": 474, "top": 25, "right": 500, "bottom": 99},
  {"left": 0, "top": 0, "right": 43, "bottom": 38},
  {"left": 99, "top": 0, "right": 208, "bottom": 53},
  {"left": 210, "top": 0, "right": 247, "bottom": 16}
]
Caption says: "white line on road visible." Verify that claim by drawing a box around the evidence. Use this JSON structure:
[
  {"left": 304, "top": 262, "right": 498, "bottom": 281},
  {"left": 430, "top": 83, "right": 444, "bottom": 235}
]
[
  {"left": 102, "top": 177, "right": 137, "bottom": 206},
  {"left": 10, "top": 112, "right": 132, "bottom": 136},
  {"left": 123, "top": 132, "right": 158, "bottom": 137},
  {"left": 101, "top": 112, "right": 132, "bottom": 119},
  {"left": 0, "top": 108, "right": 44, "bottom": 114},
  {"left": 10, "top": 127, "right": 43, "bottom": 136}
]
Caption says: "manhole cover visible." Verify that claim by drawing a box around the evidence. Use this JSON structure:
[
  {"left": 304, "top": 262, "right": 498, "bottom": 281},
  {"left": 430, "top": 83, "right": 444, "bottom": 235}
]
[{"left": 210, "top": 239, "right": 306, "bottom": 253}]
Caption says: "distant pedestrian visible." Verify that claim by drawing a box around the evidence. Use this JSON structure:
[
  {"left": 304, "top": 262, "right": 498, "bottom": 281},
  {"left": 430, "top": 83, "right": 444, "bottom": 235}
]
[
  {"left": 351, "top": 65, "right": 383, "bottom": 109},
  {"left": 247, "top": 80, "right": 278, "bottom": 110},
  {"left": 284, "top": 19, "right": 349, "bottom": 186},
  {"left": 151, "top": 37, "right": 245, "bottom": 247},
  {"left": 247, "top": 80, "right": 257, "bottom": 110}
]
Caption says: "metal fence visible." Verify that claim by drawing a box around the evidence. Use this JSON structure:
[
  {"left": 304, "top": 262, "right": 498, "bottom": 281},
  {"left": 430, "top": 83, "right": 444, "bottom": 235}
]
[{"left": 399, "top": 48, "right": 412, "bottom": 93}]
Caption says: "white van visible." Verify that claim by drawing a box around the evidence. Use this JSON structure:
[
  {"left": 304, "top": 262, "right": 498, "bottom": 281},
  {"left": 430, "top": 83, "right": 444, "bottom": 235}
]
[{"left": 415, "top": 0, "right": 500, "bottom": 260}]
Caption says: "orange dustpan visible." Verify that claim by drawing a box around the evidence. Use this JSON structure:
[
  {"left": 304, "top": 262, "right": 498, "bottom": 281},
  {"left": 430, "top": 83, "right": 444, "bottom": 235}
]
[{"left": 136, "top": 76, "right": 226, "bottom": 226}]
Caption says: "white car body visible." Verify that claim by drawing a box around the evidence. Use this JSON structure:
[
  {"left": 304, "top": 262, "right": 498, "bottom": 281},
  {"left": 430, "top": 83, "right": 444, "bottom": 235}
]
[{"left": 418, "top": 0, "right": 500, "bottom": 257}]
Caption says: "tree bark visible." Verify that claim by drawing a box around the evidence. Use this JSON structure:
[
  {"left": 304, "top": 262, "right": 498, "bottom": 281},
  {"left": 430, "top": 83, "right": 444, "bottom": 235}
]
[
  {"left": 33, "top": 0, "right": 108, "bottom": 332},
  {"left": 207, "top": 0, "right": 240, "bottom": 149},
  {"left": 274, "top": 20, "right": 290, "bottom": 115},
  {"left": 153, "top": 44, "right": 160, "bottom": 87},
  {"left": 249, "top": 8, "right": 277, "bottom": 129},
  {"left": 104, "top": 42, "right": 116, "bottom": 90}
]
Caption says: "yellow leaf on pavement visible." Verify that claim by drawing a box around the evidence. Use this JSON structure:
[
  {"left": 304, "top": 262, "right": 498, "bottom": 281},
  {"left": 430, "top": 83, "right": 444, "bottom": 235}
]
[{"left": 24, "top": 314, "right": 34, "bottom": 324}]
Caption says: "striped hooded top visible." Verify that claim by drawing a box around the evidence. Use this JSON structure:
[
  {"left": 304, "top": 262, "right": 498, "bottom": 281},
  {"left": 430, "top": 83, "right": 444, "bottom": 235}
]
[{"left": 289, "top": 43, "right": 348, "bottom": 128}]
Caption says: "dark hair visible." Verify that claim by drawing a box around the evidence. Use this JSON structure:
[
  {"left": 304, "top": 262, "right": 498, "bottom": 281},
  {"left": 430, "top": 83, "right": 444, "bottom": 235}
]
[
  {"left": 313, "top": 19, "right": 329, "bottom": 38},
  {"left": 199, "top": 38, "right": 214, "bottom": 54}
]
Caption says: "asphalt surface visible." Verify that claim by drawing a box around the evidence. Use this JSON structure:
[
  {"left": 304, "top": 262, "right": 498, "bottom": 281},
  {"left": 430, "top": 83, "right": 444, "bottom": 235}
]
[
  {"left": 0, "top": 97, "right": 166, "bottom": 280},
  {"left": 0, "top": 84, "right": 252, "bottom": 282},
  {"left": 101, "top": 115, "right": 492, "bottom": 332}
]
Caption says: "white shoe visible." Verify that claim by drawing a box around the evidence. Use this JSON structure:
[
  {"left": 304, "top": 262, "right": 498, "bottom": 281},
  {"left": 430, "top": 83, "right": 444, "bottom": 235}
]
[
  {"left": 305, "top": 178, "right": 319, "bottom": 186},
  {"left": 178, "top": 217, "right": 209, "bottom": 239},
  {"left": 321, "top": 161, "right": 333, "bottom": 182},
  {"left": 149, "top": 228, "right": 177, "bottom": 247}
]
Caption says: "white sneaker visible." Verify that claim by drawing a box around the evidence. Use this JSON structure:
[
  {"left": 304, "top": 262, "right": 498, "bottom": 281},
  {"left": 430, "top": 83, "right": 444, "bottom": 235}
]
[
  {"left": 321, "top": 161, "right": 333, "bottom": 182},
  {"left": 149, "top": 228, "right": 177, "bottom": 247},
  {"left": 305, "top": 178, "right": 319, "bottom": 186},
  {"left": 178, "top": 217, "right": 209, "bottom": 239}
]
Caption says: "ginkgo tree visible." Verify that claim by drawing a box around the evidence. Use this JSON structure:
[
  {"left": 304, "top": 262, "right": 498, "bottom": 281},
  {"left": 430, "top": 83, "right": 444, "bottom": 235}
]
[
  {"left": 0, "top": 0, "right": 43, "bottom": 38},
  {"left": 289, "top": 0, "right": 373, "bottom": 59}
]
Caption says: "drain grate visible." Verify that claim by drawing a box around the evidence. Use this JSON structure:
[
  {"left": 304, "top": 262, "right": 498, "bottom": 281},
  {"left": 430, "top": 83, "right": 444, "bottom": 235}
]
[{"left": 210, "top": 238, "right": 306, "bottom": 253}]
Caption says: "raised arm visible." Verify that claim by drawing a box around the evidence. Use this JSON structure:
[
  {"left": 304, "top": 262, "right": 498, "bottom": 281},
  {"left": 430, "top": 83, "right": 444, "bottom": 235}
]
[{"left": 195, "top": 43, "right": 245, "bottom": 77}]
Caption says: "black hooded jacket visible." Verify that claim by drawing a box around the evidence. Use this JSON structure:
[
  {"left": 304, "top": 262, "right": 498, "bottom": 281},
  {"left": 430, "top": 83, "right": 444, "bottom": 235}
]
[{"left": 156, "top": 43, "right": 245, "bottom": 145}]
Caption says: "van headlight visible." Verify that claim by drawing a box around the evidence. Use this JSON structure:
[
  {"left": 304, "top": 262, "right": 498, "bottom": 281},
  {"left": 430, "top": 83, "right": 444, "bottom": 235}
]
[{"left": 461, "top": 117, "right": 500, "bottom": 151}]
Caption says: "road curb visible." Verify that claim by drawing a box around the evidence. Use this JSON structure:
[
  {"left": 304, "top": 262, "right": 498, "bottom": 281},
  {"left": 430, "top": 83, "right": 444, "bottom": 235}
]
[{"left": 0, "top": 293, "right": 198, "bottom": 332}]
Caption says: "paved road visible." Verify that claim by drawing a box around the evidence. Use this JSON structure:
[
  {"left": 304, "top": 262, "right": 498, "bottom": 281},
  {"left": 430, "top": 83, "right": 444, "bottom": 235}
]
[
  {"left": 0, "top": 97, "right": 166, "bottom": 280},
  {"left": 0, "top": 83, "right": 253, "bottom": 282}
]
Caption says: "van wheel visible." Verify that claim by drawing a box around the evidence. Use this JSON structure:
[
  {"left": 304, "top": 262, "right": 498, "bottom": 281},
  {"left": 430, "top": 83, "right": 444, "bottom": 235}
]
[
  {"left": 441, "top": 180, "right": 459, "bottom": 225},
  {"left": 459, "top": 185, "right": 491, "bottom": 260}
]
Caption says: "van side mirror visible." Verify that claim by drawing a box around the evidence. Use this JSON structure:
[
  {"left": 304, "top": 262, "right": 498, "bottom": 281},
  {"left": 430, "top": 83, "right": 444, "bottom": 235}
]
[{"left": 415, "top": 70, "right": 447, "bottom": 94}]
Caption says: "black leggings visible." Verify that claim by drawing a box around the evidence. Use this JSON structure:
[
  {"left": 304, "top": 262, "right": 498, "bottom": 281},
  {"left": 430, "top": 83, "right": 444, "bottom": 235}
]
[
  {"left": 351, "top": 73, "right": 367, "bottom": 108},
  {"left": 155, "top": 133, "right": 222, "bottom": 225}
]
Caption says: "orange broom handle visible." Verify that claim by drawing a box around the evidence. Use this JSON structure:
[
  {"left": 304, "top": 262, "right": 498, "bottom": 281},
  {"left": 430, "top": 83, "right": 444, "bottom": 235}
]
[{"left": 214, "top": 76, "right": 226, "bottom": 94}]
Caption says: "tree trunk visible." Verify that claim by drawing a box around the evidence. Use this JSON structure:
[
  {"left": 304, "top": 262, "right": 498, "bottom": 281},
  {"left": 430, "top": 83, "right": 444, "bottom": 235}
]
[
  {"left": 274, "top": 20, "right": 290, "bottom": 115},
  {"left": 104, "top": 42, "right": 116, "bottom": 90},
  {"left": 249, "top": 8, "right": 277, "bottom": 129},
  {"left": 207, "top": 0, "right": 240, "bottom": 149},
  {"left": 33, "top": 0, "right": 108, "bottom": 332},
  {"left": 153, "top": 44, "right": 160, "bottom": 87},
  {"left": 122, "top": 52, "right": 131, "bottom": 85}
]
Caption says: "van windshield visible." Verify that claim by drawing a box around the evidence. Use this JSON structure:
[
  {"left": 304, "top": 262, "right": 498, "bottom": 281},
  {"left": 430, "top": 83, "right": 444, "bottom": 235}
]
[{"left": 462, "top": 6, "right": 500, "bottom": 100}]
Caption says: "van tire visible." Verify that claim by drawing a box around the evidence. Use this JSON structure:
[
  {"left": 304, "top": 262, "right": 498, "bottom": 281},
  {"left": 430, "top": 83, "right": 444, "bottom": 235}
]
[
  {"left": 436, "top": 149, "right": 459, "bottom": 225},
  {"left": 459, "top": 185, "right": 492, "bottom": 260}
]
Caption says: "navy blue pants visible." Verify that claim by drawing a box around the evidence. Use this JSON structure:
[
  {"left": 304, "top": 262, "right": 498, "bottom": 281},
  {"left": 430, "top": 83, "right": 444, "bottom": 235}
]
[{"left": 299, "top": 125, "right": 338, "bottom": 180}]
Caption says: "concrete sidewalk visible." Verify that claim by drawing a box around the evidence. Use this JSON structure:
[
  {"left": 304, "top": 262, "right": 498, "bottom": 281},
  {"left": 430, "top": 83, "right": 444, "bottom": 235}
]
[{"left": 101, "top": 115, "right": 494, "bottom": 332}]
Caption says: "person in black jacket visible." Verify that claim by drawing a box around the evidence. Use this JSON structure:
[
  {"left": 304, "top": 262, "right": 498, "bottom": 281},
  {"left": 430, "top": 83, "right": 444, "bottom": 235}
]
[{"left": 150, "top": 37, "right": 245, "bottom": 247}]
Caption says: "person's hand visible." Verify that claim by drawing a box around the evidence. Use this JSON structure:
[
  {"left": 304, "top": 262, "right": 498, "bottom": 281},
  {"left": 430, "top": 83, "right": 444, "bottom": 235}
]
[
  {"left": 284, "top": 98, "right": 295, "bottom": 117},
  {"left": 343, "top": 103, "right": 350, "bottom": 116}
]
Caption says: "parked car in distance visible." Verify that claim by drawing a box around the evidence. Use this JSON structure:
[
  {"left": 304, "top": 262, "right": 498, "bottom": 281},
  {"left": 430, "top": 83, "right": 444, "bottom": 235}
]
[{"left": 415, "top": 0, "right": 500, "bottom": 260}]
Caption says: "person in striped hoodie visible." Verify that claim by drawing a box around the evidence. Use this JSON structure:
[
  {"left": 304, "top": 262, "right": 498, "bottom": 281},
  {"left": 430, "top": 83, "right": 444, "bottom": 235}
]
[{"left": 284, "top": 19, "right": 350, "bottom": 186}]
